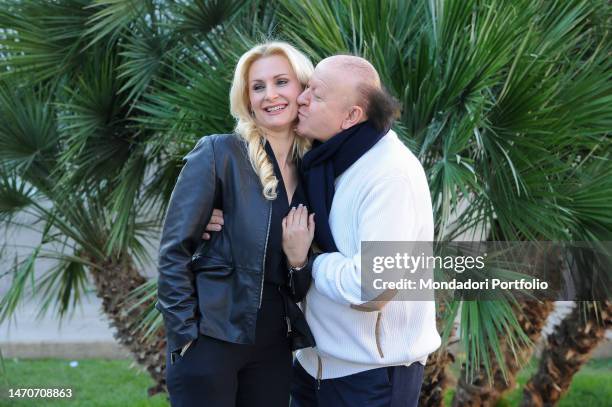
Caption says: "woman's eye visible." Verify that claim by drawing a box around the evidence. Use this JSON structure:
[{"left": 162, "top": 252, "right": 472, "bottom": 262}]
[{"left": 277, "top": 79, "right": 288, "bottom": 85}]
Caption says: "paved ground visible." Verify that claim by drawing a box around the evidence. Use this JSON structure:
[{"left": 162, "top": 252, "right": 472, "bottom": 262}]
[{"left": 0, "top": 295, "right": 132, "bottom": 359}]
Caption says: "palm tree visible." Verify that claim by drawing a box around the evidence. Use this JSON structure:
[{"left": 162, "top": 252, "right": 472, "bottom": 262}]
[
  {"left": 449, "top": 0, "right": 612, "bottom": 403},
  {"left": 0, "top": 0, "right": 275, "bottom": 393},
  {"left": 522, "top": 301, "right": 612, "bottom": 406},
  {"left": 1, "top": 0, "right": 610, "bottom": 403}
]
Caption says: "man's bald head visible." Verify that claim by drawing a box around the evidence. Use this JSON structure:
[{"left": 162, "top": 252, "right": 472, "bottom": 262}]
[
  {"left": 296, "top": 54, "right": 400, "bottom": 141},
  {"left": 318, "top": 55, "right": 381, "bottom": 93}
]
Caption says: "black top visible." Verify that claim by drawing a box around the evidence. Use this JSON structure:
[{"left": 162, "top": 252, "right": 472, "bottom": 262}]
[{"left": 263, "top": 141, "right": 308, "bottom": 285}]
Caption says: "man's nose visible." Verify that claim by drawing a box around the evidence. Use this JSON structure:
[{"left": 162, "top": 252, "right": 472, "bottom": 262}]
[{"left": 297, "top": 88, "right": 309, "bottom": 106}]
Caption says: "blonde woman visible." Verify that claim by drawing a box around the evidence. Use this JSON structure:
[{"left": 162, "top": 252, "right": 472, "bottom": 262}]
[{"left": 156, "top": 42, "right": 316, "bottom": 407}]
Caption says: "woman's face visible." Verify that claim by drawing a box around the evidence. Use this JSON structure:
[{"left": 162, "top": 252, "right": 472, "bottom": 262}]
[{"left": 248, "top": 54, "right": 302, "bottom": 135}]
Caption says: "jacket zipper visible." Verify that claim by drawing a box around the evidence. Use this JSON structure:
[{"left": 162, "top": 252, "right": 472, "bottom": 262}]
[
  {"left": 288, "top": 268, "right": 294, "bottom": 295},
  {"left": 258, "top": 201, "right": 272, "bottom": 309},
  {"left": 375, "top": 311, "right": 384, "bottom": 358},
  {"left": 278, "top": 285, "right": 293, "bottom": 336}
]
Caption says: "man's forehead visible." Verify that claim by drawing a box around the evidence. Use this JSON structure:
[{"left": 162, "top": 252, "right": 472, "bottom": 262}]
[
  {"left": 311, "top": 62, "right": 347, "bottom": 90},
  {"left": 317, "top": 55, "right": 380, "bottom": 90}
]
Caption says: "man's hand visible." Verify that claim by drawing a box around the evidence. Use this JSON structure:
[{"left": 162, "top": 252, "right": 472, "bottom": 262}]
[
  {"left": 282, "top": 204, "right": 315, "bottom": 267},
  {"left": 202, "top": 209, "right": 224, "bottom": 240}
]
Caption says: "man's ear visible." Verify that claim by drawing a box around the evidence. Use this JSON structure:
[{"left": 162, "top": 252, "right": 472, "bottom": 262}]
[{"left": 341, "top": 105, "right": 365, "bottom": 129}]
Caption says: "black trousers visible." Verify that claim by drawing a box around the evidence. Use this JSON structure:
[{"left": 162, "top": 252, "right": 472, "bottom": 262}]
[
  {"left": 166, "top": 285, "right": 292, "bottom": 407},
  {"left": 290, "top": 360, "right": 424, "bottom": 407}
]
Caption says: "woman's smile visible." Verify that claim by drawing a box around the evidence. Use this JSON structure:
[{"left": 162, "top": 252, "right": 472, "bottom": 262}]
[{"left": 264, "top": 103, "right": 288, "bottom": 114}]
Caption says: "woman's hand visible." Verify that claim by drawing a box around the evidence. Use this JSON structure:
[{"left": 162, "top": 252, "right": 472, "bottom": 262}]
[{"left": 282, "top": 204, "right": 315, "bottom": 267}]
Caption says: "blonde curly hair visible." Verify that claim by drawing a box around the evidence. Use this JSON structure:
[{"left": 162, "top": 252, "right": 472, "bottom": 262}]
[{"left": 230, "top": 41, "right": 314, "bottom": 200}]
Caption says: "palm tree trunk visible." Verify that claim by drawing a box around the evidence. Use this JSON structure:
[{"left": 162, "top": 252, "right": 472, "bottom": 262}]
[
  {"left": 420, "top": 349, "right": 455, "bottom": 407},
  {"left": 521, "top": 300, "right": 611, "bottom": 406},
  {"left": 89, "top": 256, "right": 167, "bottom": 396},
  {"left": 420, "top": 301, "right": 455, "bottom": 407},
  {"left": 451, "top": 300, "right": 554, "bottom": 407},
  {"left": 451, "top": 242, "right": 562, "bottom": 406}
]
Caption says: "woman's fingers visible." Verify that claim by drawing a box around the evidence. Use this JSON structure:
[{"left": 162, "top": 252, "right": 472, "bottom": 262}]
[
  {"left": 297, "top": 205, "right": 307, "bottom": 227},
  {"left": 308, "top": 213, "right": 315, "bottom": 237},
  {"left": 286, "top": 205, "right": 312, "bottom": 231},
  {"left": 287, "top": 206, "right": 294, "bottom": 226}
]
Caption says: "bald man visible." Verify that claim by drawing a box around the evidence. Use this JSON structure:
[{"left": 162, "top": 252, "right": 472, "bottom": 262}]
[
  {"left": 295, "top": 55, "right": 382, "bottom": 141},
  {"left": 278, "top": 55, "right": 441, "bottom": 407},
  {"left": 203, "top": 55, "right": 440, "bottom": 406}
]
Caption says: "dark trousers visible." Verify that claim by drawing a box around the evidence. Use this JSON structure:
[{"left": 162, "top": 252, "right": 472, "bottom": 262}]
[
  {"left": 166, "top": 286, "right": 292, "bottom": 407},
  {"left": 290, "top": 360, "right": 424, "bottom": 407}
]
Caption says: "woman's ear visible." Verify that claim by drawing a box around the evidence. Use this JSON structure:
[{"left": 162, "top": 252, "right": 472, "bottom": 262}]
[{"left": 341, "top": 105, "right": 365, "bottom": 129}]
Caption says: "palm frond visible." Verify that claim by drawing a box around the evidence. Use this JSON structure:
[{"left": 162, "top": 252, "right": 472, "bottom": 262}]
[
  {"left": 0, "top": 246, "right": 40, "bottom": 324},
  {"left": 459, "top": 299, "right": 531, "bottom": 384},
  {"left": 0, "top": 166, "right": 37, "bottom": 222},
  {"left": 172, "top": 0, "right": 247, "bottom": 37},
  {"left": 83, "top": 0, "right": 146, "bottom": 47},
  {"left": 55, "top": 46, "right": 132, "bottom": 189},
  {"left": 123, "top": 278, "right": 163, "bottom": 344},
  {"left": 36, "top": 257, "right": 89, "bottom": 321},
  {"left": 116, "top": 22, "right": 172, "bottom": 109},
  {"left": 0, "top": 82, "right": 59, "bottom": 176},
  {"left": 0, "top": 0, "right": 93, "bottom": 81},
  {"left": 105, "top": 148, "right": 148, "bottom": 255},
  {"left": 133, "top": 42, "right": 237, "bottom": 145}
]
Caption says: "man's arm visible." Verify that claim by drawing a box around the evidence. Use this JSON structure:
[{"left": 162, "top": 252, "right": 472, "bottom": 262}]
[
  {"left": 201, "top": 209, "right": 224, "bottom": 240},
  {"left": 156, "top": 136, "right": 216, "bottom": 354},
  {"left": 312, "top": 175, "right": 420, "bottom": 308}
]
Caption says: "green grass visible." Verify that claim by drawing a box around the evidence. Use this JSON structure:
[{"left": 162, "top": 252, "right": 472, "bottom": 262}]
[
  {"left": 444, "top": 358, "right": 612, "bottom": 407},
  {"left": 0, "top": 359, "right": 169, "bottom": 407},
  {"left": 0, "top": 357, "right": 609, "bottom": 406}
]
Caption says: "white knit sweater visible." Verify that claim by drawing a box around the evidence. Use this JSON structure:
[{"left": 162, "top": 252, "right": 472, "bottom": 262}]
[{"left": 296, "top": 129, "right": 441, "bottom": 380}]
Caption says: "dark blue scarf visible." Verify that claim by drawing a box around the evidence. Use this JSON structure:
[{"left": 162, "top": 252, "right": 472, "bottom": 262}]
[{"left": 300, "top": 121, "right": 385, "bottom": 252}]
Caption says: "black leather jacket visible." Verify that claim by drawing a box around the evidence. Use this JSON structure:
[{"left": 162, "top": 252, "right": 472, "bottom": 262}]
[{"left": 155, "top": 134, "right": 314, "bottom": 355}]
